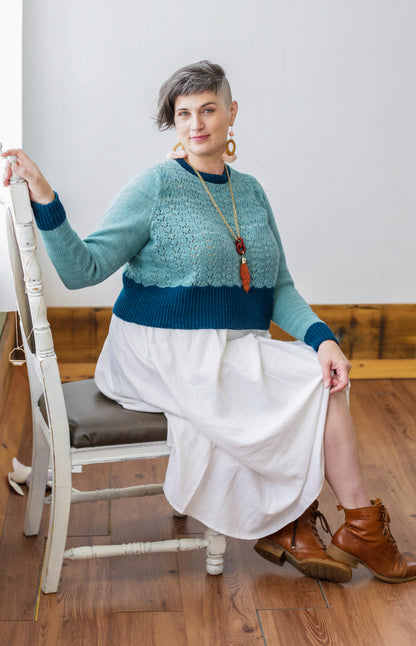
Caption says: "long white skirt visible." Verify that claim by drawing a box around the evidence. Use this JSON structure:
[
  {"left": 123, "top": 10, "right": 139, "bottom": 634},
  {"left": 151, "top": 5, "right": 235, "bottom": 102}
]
[{"left": 94, "top": 315, "right": 330, "bottom": 540}]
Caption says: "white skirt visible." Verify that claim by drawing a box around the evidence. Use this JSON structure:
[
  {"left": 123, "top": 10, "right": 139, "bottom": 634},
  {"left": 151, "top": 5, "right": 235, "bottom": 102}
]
[{"left": 94, "top": 315, "right": 330, "bottom": 540}]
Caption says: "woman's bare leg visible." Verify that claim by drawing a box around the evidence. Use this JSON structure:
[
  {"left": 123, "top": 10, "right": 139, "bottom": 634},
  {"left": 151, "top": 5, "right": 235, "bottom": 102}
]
[{"left": 324, "top": 390, "right": 371, "bottom": 508}]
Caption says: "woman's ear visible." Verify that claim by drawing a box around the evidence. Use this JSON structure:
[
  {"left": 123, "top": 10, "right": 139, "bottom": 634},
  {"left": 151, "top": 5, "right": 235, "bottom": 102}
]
[{"left": 230, "top": 100, "right": 238, "bottom": 124}]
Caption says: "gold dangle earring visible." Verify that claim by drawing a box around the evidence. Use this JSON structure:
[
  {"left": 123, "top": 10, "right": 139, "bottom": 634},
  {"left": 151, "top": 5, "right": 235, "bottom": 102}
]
[
  {"left": 222, "top": 127, "right": 237, "bottom": 163},
  {"left": 166, "top": 142, "right": 187, "bottom": 160}
]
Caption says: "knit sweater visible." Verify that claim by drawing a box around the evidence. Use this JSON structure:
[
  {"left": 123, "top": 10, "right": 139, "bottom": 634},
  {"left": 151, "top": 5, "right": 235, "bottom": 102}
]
[{"left": 31, "top": 159, "right": 337, "bottom": 350}]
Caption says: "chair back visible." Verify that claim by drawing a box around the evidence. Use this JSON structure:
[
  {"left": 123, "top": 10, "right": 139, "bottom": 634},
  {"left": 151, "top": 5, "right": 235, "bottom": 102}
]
[{"left": 5, "top": 180, "right": 70, "bottom": 452}]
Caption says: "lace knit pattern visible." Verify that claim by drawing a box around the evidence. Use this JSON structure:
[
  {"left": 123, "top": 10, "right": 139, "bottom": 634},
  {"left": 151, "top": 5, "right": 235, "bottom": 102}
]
[{"left": 31, "top": 160, "right": 338, "bottom": 347}]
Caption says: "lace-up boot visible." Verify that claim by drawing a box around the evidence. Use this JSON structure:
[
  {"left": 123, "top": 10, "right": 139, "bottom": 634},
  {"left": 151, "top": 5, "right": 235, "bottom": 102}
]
[
  {"left": 327, "top": 499, "right": 416, "bottom": 583},
  {"left": 254, "top": 501, "right": 352, "bottom": 582}
]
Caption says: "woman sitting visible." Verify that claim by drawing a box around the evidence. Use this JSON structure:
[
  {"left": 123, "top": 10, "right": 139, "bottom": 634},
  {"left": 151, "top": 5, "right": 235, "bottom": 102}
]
[{"left": 3, "top": 60, "right": 415, "bottom": 584}]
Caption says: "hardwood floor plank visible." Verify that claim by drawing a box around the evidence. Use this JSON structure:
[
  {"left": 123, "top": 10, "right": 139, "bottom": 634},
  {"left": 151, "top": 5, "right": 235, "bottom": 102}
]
[
  {"left": 110, "top": 612, "right": 188, "bottom": 646},
  {"left": 178, "top": 539, "right": 267, "bottom": 645},
  {"left": 37, "top": 536, "right": 111, "bottom": 623},
  {"left": 68, "top": 463, "right": 112, "bottom": 537},
  {"left": 318, "top": 575, "right": 416, "bottom": 646},
  {"left": 110, "top": 458, "right": 172, "bottom": 542},
  {"left": 1, "top": 620, "right": 44, "bottom": 645},
  {"left": 232, "top": 538, "right": 328, "bottom": 611},
  {"left": 0, "top": 490, "right": 46, "bottom": 620},
  {"left": 258, "top": 607, "right": 384, "bottom": 646},
  {"left": 0, "top": 367, "right": 30, "bottom": 537},
  {"left": 31, "top": 616, "right": 112, "bottom": 646},
  {"left": 108, "top": 459, "right": 184, "bottom": 613},
  {"left": 109, "top": 553, "right": 183, "bottom": 614}
]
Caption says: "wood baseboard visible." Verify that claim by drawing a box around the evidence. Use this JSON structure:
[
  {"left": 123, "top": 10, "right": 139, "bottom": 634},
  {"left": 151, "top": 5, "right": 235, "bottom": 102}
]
[
  {"left": 350, "top": 359, "right": 416, "bottom": 379},
  {"left": 270, "top": 303, "right": 416, "bottom": 359},
  {"left": 57, "top": 359, "right": 416, "bottom": 382},
  {"left": 3, "top": 305, "right": 414, "bottom": 381}
]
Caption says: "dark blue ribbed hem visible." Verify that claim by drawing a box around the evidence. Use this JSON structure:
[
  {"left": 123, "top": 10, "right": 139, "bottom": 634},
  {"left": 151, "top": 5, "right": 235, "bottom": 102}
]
[
  {"left": 175, "top": 158, "right": 229, "bottom": 184},
  {"left": 304, "top": 321, "right": 339, "bottom": 351},
  {"left": 113, "top": 275, "right": 274, "bottom": 329},
  {"left": 31, "top": 192, "right": 66, "bottom": 230}
]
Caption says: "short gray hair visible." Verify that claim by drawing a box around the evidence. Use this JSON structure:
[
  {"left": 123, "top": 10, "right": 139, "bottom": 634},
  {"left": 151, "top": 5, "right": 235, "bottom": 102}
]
[{"left": 156, "top": 60, "right": 232, "bottom": 131}]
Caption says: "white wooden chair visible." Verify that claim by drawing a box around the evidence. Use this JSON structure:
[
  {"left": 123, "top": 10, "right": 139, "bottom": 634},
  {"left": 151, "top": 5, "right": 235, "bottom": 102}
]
[{"left": 3, "top": 163, "right": 226, "bottom": 594}]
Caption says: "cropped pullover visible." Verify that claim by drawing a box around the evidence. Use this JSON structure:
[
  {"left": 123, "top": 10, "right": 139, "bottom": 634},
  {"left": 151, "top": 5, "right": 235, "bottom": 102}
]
[{"left": 31, "top": 159, "right": 337, "bottom": 350}]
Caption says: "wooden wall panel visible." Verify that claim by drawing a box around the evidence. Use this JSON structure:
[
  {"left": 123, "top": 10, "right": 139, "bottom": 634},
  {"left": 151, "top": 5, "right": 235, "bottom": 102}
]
[
  {"left": 381, "top": 304, "right": 416, "bottom": 359},
  {"left": 271, "top": 304, "right": 416, "bottom": 360},
  {"left": 48, "top": 307, "right": 112, "bottom": 363},
  {"left": 44, "top": 304, "right": 415, "bottom": 367}
]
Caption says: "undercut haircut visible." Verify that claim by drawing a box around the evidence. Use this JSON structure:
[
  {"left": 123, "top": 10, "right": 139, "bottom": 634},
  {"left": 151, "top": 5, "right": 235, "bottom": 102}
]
[{"left": 156, "top": 60, "right": 232, "bottom": 131}]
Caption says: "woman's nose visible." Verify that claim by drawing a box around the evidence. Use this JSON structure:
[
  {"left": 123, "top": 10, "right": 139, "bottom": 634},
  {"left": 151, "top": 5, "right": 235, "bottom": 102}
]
[{"left": 190, "top": 114, "right": 203, "bottom": 131}]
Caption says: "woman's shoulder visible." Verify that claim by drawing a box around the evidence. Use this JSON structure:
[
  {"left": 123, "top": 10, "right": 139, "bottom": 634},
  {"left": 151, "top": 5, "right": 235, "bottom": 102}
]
[
  {"left": 115, "top": 160, "right": 177, "bottom": 196},
  {"left": 228, "top": 166, "right": 267, "bottom": 196},
  {"left": 126, "top": 159, "right": 188, "bottom": 187}
]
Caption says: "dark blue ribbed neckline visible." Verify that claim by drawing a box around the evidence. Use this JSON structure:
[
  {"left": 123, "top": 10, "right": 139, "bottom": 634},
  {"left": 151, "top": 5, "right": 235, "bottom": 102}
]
[{"left": 175, "top": 158, "right": 229, "bottom": 184}]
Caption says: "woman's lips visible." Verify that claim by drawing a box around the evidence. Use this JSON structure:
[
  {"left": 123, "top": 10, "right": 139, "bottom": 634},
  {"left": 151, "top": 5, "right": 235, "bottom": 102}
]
[{"left": 191, "top": 135, "right": 209, "bottom": 142}]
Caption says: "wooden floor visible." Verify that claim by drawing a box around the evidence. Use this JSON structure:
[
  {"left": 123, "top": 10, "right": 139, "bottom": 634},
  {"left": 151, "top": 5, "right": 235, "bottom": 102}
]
[{"left": 0, "top": 367, "right": 415, "bottom": 645}]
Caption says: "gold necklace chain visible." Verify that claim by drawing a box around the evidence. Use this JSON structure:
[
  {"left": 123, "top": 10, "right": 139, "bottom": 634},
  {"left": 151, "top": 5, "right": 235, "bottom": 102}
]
[
  {"left": 188, "top": 163, "right": 240, "bottom": 241},
  {"left": 187, "top": 161, "right": 251, "bottom": 293}
]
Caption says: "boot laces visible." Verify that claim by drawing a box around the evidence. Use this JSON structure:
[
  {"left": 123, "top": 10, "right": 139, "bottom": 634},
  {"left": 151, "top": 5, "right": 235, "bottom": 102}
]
[
  {"left": 291, "top": 503, "right": 333, "bottom": 550},
  {"left": 380, "top": 508, "right": 399, "bottom": 553},
  {"left": 312, "top": 508, "right": 332, "bottom": 538},
  {"left": 302, "top": 503, "right": 332, "bottom": 550}
]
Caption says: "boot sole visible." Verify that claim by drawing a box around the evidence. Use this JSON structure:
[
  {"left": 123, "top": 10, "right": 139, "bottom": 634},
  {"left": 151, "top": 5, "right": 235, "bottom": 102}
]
[
  {"left": 327, "top": 542, "right": 416, "bottom": 584},
  {"left": 254, "top": 538, "right": 352, "bottom": 583}
]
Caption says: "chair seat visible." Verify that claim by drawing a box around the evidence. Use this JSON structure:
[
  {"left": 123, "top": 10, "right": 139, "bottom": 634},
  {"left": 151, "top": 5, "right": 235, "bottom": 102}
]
[{"left": 39, "top": 379, "right": 167, "bottom": 448}]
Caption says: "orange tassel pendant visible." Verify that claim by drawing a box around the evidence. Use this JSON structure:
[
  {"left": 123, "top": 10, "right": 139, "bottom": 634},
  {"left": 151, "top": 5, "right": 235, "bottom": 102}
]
[
  {"left": 235, "top": 237, "right": 250, "bottom": 293},
  {"left": 240, "top": 257, "right": 251, "bottom": 293}
]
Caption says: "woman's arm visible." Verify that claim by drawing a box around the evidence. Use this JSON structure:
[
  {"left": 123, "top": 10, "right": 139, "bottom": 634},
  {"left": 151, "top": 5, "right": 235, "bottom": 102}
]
[
  {"left": 258, "top": 185, "right": 351, "bottom": 391},
  {"left": 2, "top": 148, "right": 55, "bottom": 203},
  {"left": 2, "top": 149, "right": 159, "bottom": 289}
]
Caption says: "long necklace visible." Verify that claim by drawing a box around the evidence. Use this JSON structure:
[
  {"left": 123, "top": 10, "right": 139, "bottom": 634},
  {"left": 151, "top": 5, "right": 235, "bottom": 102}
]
[{"left": 189, "top": 163, "right": 251, "bottom": 293}]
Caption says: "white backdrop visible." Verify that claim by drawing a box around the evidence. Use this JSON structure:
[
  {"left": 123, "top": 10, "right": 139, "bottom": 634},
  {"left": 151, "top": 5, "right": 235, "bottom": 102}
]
[
  {"left": 0, "top": 0, "right": 21, "bottom": 312},
  {"left": 19, "top": 0, "right": 416, "bottom": 306}
]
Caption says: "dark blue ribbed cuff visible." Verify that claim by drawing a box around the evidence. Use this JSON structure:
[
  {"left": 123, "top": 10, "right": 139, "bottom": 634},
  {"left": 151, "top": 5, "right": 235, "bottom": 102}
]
[
  {"left": 304, "top": 321, "right": 339, "bottom": 351},
  {"left": 31, "top": 192, "right": 67, "bottom": 230}
]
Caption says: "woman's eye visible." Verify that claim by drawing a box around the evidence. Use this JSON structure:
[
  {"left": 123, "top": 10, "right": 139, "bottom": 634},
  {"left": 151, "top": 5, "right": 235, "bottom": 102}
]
[{"left": 178, "top": 111, "right": 188, "bottom": 118}]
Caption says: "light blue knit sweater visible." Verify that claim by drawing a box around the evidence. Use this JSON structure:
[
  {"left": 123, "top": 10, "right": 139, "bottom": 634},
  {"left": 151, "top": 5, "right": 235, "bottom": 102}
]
[{"left": 31, "top": 159, "right": 337, "bottom": 349}]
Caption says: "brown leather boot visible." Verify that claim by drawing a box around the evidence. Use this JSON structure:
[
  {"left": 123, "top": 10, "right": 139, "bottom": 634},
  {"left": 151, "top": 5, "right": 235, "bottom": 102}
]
[
  {"left": 327, "top": 498, "right": 416, "bottom": 583},
  {"left": 253, "top": 501, "right": 352, "bottom": 582}
]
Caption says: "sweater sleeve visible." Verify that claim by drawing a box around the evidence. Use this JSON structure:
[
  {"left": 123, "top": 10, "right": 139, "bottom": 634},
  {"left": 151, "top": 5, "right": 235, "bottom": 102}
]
[
  {"left": 259, "top": 187, "right": 338, "bottom": 349},
  {"left": 30, "top": 167, "right": 161, "bottom": 289}
]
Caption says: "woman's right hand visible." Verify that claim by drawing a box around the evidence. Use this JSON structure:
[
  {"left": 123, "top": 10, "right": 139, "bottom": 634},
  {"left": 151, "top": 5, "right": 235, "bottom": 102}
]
[{"left": 1, "top": 148, "right": 55, "bottom": 205}]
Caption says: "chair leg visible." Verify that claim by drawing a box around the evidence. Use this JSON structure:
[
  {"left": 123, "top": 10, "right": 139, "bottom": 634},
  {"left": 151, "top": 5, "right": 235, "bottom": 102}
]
[
  {"left": 24, "top": 424, "right": 50, "bottom": 536},
  {"left": 205, "top": 528, "right": 226, "bottom": 575},
  {"left": 40, "top": 479, "right": 72, "bottom": 594}
]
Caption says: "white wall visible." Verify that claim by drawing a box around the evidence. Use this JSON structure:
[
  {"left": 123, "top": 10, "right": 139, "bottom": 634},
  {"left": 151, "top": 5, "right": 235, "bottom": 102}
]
[
  {"left": 23, "top": 0, "right": 416, "bottom": 306},
  {"left": 0, "top": 0, "right": 22, "bottom": 312}
]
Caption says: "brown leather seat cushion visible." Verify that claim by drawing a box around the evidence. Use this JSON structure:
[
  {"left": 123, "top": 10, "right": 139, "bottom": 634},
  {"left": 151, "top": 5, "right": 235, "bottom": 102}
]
[{"left": 39, "top": 379, "right": 167, "bottom": 449}]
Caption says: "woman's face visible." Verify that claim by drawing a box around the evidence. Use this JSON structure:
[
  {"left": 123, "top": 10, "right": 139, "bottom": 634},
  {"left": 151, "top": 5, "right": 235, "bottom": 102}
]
[{"left": 174, "top": 90, "right": 237, "bottom": 168}]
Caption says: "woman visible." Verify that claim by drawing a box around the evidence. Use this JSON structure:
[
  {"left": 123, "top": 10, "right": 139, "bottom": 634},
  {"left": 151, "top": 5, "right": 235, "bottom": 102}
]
[{"left": 3, "top": 61, "right": 415, "bottom": 584}]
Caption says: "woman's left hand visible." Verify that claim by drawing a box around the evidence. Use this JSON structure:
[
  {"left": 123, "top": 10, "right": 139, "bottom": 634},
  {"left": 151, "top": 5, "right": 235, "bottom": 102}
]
[{"left": 317, "top": 340, "right": 351, "bottom": 393}]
